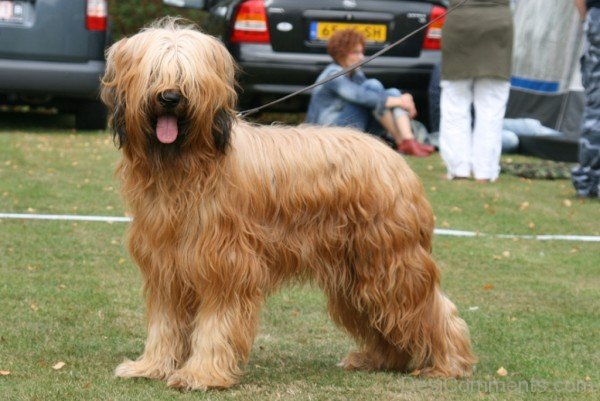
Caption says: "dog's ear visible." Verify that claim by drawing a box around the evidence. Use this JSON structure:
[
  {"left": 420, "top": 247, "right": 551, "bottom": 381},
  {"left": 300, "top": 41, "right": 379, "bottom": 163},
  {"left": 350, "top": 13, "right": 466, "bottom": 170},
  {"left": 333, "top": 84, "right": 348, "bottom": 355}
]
[
  {"left": 101, "top": 38, "right": 130, "bottom": 149},
  {"left": 112, "top": 101, "right": 127, "bottom": 149},
  {"left": 212, "top": 109, "right": 233, "bottom": 153},
  {"left": 101, "top": 38, "right": 128, "bottom": 109}
]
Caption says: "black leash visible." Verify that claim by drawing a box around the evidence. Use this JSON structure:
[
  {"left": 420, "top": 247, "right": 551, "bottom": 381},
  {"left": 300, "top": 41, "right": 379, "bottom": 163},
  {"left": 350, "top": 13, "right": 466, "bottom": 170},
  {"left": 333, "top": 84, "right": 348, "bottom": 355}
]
[{"left": 237, "top": 0, "right": 468, "bottom": 118}]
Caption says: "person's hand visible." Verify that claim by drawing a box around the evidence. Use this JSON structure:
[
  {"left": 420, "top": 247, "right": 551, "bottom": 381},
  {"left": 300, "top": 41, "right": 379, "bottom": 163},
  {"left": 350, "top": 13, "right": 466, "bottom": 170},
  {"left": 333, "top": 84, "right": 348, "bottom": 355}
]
[
  {"left": 385, "top": 94, "right": 417, "bottom": 118},
  {"left": 398, "top": 93, "right": 417, "bottom": 118}
]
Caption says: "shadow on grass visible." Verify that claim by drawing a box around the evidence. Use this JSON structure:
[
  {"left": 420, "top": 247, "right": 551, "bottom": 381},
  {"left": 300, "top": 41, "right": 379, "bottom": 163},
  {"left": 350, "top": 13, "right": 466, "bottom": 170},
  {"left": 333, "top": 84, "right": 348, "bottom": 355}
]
[
  {"left": 0, "top": 108, "right": 307, "bottom": 134},
  {"left": 0, "top": 109, "right": 78, "bottom": 133}
]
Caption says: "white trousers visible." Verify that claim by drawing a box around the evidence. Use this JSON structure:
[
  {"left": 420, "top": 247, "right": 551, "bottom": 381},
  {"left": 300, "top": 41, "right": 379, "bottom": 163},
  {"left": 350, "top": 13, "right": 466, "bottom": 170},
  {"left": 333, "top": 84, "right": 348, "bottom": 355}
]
[{"left": 440, "top": 79, "right": 510, "bottom": 181}]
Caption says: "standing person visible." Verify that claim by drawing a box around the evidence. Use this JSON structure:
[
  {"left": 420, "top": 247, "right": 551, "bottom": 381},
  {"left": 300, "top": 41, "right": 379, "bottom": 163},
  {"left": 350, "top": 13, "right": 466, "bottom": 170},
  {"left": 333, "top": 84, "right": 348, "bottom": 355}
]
[
  {"left": 572, "top": 0, "right": 600, "bottom": 198},
  {"left": 306, "top": 29, "right": 434, "bottom": 157},
  {"left": 440, "top": 0, "right": 514, "bottom": 181}
]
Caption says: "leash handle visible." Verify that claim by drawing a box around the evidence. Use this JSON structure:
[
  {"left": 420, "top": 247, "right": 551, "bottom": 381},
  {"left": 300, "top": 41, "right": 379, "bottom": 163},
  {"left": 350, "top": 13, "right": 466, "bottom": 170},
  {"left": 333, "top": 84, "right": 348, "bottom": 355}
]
[{"left": 238, "top": 0, "right": 468, "bottom": 118}]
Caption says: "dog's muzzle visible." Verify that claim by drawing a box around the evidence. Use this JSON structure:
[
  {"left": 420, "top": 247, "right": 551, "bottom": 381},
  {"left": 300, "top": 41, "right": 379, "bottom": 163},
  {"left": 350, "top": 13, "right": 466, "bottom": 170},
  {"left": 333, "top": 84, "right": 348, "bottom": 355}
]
[{"left": 155, "top": 91, "right": 183, "bottom": 144}]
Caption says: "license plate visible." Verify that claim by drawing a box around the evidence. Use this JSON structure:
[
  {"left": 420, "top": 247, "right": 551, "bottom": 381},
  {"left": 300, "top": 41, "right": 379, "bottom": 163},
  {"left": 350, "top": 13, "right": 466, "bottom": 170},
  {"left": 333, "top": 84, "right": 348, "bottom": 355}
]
[
  {"left": 0, "top": 1, "right": 24, "bottom": 23},
  {"left": 309, "top": 21, "right": 387, "bottom": 43}
]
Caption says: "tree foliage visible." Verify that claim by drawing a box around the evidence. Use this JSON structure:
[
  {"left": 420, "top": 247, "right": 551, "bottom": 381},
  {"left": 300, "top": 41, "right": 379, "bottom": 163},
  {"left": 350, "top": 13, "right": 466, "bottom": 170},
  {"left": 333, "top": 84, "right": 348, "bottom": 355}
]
[{"left": 108, "top": 0, "right": 208, "bottom": 39}]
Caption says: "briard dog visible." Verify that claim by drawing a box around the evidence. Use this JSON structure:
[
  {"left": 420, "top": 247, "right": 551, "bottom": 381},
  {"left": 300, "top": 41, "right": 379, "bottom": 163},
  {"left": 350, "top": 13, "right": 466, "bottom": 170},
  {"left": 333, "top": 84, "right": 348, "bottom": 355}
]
[{"left": 101, "top": 18, "right": 475, "bottom": 391}]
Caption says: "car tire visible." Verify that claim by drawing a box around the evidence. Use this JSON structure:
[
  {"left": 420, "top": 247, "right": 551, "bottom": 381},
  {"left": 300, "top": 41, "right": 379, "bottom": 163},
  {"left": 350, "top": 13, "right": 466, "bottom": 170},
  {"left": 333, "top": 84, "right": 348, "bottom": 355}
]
[{"left": 75, "top": 100, "right": 107, "bottom": 131}]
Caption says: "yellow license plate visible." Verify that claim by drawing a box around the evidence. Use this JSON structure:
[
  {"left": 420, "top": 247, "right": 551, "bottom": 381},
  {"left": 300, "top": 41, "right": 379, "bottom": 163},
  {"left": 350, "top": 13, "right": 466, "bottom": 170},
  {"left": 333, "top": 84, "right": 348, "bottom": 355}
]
[{"left": 311, "top": 22, "right": 387, "bottom": 43}]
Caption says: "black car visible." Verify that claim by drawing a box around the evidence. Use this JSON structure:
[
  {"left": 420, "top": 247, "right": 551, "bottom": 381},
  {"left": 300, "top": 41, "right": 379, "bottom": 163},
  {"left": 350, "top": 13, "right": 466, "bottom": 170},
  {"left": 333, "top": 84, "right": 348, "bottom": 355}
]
[
  {"left": 0, "top": 0, "right": 110, "bottom": 130},
  {"left": 165, "top": 0, "right": 447, "bottom": 122}
]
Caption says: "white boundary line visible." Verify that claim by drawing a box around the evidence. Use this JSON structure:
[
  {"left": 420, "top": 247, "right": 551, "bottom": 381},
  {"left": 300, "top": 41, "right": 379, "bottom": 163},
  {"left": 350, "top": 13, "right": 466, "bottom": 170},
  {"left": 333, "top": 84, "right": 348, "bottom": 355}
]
[
  {"left": 0, "top": 213, "right": 131, "bottom": 223},
  {"left": 433, "top": 228, "right": 600, "bottom": 242},
  {"left": 1, "top": 213, "right": 599, "bottom": 242}
]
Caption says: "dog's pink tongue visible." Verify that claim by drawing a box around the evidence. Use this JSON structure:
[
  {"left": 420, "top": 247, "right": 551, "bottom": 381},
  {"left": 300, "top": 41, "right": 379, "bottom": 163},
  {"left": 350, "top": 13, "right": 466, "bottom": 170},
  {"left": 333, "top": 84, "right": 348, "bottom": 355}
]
[{"left": 156, "top": 115, "right": 178, "bottom": 144}]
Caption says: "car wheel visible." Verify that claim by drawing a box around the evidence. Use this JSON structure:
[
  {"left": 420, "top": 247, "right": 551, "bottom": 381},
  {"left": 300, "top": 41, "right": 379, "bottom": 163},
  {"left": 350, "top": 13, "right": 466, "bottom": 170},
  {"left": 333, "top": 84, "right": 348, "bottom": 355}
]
[{"left": 75, "top": 100, "right": 107, "bottom": 130}]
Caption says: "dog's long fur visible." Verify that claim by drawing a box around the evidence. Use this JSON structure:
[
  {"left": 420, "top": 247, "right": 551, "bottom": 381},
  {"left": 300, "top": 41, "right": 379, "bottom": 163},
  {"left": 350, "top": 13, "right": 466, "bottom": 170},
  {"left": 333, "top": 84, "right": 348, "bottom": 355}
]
[{"left": 101, "top": 18, "right": 475, "bottom": 391}]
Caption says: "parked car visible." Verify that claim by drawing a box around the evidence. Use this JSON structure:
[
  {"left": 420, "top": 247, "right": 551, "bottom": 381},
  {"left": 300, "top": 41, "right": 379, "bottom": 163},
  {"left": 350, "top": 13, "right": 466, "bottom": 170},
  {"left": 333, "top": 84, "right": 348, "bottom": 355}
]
[
  {"left": 164, "top": 0, "right": 447, "bottom": 124},
  {"left": 0, "top": 0, "right": 110, "bottom": 130}
]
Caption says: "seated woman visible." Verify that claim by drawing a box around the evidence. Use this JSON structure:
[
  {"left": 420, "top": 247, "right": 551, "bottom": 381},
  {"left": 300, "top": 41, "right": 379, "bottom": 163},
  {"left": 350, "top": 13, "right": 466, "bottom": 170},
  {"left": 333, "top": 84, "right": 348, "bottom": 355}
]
[{"left": 305, "top": 29, "right": 433, "bottom": 157}]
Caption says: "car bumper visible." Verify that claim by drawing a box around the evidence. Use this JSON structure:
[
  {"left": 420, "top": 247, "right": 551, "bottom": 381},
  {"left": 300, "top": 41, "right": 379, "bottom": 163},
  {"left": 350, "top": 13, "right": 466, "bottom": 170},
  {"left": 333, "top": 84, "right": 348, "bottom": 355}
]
[
  {"left": 0, "top": 58, "right": 105, "bottom": 99},
  {"left": 236, "top": 44, "right": 440, "bottom": 96}
]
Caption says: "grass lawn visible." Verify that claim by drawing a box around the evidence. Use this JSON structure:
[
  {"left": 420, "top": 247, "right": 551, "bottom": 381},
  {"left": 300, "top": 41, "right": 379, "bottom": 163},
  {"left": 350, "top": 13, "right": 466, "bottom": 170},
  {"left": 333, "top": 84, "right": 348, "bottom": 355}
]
[{"left": 0, "top": 112, "right": 598, "bottom": 400}]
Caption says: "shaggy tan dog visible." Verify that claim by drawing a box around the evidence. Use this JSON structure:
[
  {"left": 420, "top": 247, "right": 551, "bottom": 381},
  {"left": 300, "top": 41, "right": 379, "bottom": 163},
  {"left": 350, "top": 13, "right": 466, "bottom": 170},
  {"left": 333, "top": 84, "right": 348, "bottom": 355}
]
[{"left": 101, "top": 18, "right": 475, "bottom": 391}]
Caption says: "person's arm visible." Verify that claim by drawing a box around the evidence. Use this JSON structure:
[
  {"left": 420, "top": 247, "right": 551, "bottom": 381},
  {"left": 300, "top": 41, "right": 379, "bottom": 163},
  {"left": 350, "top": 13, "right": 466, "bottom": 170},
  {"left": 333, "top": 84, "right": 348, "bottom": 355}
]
[
  {"left": 326, "top": 73, "right": 386, "bottom": 110},
  {"left": 324, "top": 68, "right": 417, "bottom": 117},
  {"left": 573, "top": 0, "right": 587, "bottom": 20}
]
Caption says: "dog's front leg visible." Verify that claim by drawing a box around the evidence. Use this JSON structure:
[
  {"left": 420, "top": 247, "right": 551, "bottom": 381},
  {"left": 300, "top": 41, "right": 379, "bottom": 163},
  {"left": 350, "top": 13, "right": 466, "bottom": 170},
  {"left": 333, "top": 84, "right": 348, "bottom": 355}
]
[
  {"left": 167, "top": 291, "right": 262, "bottom": 391},
  {"left": 115, "top": 300, "right": 186, "bottom": 381}
]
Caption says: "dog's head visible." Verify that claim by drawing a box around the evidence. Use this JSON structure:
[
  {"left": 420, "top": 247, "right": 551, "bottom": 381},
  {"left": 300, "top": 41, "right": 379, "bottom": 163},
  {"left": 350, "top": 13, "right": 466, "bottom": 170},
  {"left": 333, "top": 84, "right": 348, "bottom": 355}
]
[{"left": 101, "top": 17, "right": 237, "bottom": 158}]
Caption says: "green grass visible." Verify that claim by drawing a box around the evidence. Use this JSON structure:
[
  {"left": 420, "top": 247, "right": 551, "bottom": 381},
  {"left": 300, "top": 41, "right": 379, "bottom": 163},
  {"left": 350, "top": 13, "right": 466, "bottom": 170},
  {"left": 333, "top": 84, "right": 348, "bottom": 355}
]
[{"left": 0, "top": 112, "right": 598, "bottom": 400}]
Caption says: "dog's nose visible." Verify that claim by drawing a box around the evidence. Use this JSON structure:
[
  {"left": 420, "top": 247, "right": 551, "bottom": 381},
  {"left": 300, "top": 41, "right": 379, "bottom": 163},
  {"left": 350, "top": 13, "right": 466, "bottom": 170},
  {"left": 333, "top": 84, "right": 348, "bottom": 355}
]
[{"left": 159, "top": 91, "right": 181, "bottom": 108}]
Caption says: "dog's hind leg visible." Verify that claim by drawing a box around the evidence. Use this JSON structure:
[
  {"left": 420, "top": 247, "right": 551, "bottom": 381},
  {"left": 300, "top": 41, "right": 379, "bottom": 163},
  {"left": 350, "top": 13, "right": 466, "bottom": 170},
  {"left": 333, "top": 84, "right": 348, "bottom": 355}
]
[
  {"left": 380, "top": 247, "right": 475, "bottom": 378},
  {"left": 327, "top": 291, "right": 411, "bottom": 372},
  {"left": 329, "top": 244, "right": 475, "bottom": 377},
  {"left": 411, "top": 289, "right": 476, "bottom": 378}
]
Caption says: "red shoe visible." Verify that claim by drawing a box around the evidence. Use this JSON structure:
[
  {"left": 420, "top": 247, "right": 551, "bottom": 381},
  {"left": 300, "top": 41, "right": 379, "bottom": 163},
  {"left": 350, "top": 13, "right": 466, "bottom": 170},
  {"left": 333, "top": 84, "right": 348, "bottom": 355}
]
[
  {"left": 418, "top": 142, "right": 435, "bottom": 153},
  {"left": 398, "top": 139, "right": 431, "bottom": 157}
]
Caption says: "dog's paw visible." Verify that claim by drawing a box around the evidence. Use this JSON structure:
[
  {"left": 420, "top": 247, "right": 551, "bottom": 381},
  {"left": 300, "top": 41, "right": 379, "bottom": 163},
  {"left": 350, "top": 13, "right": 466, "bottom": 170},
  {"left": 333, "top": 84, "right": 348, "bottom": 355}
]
[
  {"left": 114, "top": 358, "right": 173, "bottom": 380},
  {"left": 167, "top": 368, "right": 236, "bottom": 391},
  {"left": 337, "top": 351, "right": 378, "bottom": 371}
]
